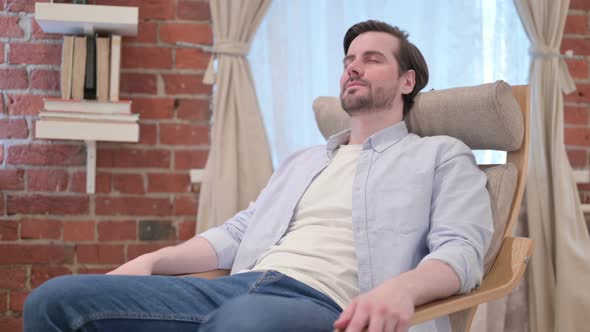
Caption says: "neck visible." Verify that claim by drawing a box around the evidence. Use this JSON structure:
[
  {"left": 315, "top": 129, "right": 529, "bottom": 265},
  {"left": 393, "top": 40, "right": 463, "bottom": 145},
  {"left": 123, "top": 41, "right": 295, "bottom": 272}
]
[{"left": 348, "top": 108, "right": 403, "bottom": 144}]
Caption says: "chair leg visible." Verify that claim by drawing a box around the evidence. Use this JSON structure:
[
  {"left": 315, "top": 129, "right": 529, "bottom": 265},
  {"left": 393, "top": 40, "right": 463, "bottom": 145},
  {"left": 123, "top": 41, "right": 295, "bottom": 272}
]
[{"left": 449, "top": 307, "right": 478, "bottom": 332}]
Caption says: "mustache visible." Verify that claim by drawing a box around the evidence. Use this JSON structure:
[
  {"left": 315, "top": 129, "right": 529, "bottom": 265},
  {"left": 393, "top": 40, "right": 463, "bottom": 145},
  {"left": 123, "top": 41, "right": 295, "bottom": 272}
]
[{"left": 343, "top": 78, "right": 369, "bottom": 90}]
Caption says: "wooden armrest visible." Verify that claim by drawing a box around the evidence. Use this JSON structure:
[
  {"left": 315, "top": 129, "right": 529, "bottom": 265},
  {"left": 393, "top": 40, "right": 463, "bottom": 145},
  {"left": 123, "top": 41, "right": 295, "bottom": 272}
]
[{"left": 410, "top": 236, "right": 533, "bottom": 325}]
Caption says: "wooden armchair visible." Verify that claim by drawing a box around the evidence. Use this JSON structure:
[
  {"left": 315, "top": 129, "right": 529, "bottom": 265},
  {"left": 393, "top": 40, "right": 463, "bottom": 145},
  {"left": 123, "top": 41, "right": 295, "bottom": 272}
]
[{"left": 187, "top": 82, "right": 532, "bottom": 332}]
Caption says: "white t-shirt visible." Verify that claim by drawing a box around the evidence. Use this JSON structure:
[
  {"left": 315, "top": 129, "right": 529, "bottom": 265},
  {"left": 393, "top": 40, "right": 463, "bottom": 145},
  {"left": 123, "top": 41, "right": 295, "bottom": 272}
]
[{"left": 248, "top": 144, "right": 362, "bottom": 309}]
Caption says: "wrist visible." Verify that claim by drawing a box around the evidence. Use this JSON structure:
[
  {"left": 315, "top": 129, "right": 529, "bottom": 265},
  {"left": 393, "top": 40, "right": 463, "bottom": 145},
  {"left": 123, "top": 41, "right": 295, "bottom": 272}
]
[
  {"left": 136, "top": 249, "right": 164, "bottom": 273},
  {"left": 384, "top": 272, "right": 420, "bottom": 304}
]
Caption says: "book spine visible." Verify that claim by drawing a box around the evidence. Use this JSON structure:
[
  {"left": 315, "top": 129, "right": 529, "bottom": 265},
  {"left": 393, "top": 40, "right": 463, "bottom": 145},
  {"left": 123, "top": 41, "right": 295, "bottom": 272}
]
[
  {"left": 84, "top": 36, "right": 96, "bottom": 100},
  {"left": 109, "top": 35, "right": 122, "bottom": 102},
  {"left": 43, "top": 100, "right": 132, "bottom": 114},
  {"left": 71, "top": 36, "right": 87, "bottom": 100},
  {"left": 40, "top": 111, "right": 138, "bottom": 122},
  {"left": 60, "top": 36, "right": 74, "bottom": 99},
  {"left": 40, "top": 117, "right": 138, "bottom": 125},
  {"left": 96, "top": 36, "right": 110, "bottom": 102}
]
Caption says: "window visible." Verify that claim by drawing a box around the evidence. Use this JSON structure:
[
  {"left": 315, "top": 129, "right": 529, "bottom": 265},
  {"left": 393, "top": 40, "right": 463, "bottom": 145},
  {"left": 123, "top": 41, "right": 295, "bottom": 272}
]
[{"left": 249, "top": 0, "right": 530, "bottom": 166}]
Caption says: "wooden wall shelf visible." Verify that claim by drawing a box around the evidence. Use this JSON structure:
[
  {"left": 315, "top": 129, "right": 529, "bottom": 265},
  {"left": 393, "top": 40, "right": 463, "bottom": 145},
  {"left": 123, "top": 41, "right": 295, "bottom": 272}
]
[
  {"left": 33, "top": 3, "right": 139, "bottom": 194},
  {"left": 35, "top": 2, "right": 138, "bottom": 36},
  {"left": 35, "top": 119, "right": 139, "bottom": 142}
]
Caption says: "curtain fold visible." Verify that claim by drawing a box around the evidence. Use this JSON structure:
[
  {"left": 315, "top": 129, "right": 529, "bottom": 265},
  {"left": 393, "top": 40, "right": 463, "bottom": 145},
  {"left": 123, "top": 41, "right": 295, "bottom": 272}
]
[
  {"left": 513, "top": 1, "right": 590, "bottom": 331},
  {"left": 197, "top": 0, "right": 274, "bottom": 234}
]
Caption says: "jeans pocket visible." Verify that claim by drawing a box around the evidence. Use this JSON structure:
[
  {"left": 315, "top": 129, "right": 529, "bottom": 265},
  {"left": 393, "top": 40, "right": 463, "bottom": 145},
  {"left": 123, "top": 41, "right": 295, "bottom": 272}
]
[{"left": 248, "top": 270, "right": 284, "bottom": 292}]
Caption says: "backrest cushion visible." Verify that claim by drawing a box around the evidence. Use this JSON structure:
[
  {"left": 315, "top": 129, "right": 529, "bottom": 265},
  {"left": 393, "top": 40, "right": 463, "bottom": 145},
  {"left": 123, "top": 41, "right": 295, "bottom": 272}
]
[
  {"left": 482, "top": 163, "right": 518, "bottom": 273},
  {"left": 313, "top": 80, "right": 523, "bottom": 151}
]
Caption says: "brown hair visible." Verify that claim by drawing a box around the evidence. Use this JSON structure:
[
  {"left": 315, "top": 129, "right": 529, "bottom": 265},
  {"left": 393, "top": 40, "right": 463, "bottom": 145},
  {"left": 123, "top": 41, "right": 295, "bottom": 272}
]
[{"left": 343, "top": 20, "right": 429, "bottom": 115}]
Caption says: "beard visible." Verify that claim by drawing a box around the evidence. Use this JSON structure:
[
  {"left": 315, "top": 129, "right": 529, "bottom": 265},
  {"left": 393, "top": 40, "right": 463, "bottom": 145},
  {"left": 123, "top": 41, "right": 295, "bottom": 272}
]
[{"left": 340, "top": 85, "right": 395, "bottom": 116}]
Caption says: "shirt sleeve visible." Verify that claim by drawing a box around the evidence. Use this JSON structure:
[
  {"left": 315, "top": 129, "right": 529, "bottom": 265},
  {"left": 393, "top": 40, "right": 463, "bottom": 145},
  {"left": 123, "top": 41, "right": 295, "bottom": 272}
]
[
  {"left": 198, "top": 202, "right": 257, "bottom": 269},
  {"left": 419, "top": 139, "right": 494, "bottom": 294},
  {"left": 197, "top": 146, "right": 320, "bottom": 270}
]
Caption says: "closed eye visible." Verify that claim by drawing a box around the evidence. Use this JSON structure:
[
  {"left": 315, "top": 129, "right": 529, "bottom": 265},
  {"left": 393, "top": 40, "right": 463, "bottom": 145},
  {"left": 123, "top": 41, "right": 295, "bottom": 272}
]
[{"left": 363, "top": 51, "right": 386, "bottom": 63}]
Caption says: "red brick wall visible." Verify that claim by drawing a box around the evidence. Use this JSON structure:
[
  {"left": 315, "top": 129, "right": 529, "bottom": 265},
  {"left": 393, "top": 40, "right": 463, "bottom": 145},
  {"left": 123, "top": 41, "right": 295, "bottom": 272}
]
[
  {"left": 1, "top": 0, "right": 588, "bottom": 330},
  {"left": 0, "top": 1, "right": 211, "bottom": 330},
  {"left": 564, "top": 2, "right": 590, "bottom": 212}
]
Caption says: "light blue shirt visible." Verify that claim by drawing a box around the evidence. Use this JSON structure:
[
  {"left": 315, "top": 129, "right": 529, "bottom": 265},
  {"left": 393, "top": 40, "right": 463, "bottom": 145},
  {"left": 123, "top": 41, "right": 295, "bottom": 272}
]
[{"left": 200, "top": 121, "right": 493, "bottom": 330}]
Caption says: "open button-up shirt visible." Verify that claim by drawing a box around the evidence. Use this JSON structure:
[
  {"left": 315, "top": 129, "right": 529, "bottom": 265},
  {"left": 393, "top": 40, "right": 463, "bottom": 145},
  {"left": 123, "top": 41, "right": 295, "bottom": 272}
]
[{"left": 200, "top": 121, "right": 493, "bottom": 331}]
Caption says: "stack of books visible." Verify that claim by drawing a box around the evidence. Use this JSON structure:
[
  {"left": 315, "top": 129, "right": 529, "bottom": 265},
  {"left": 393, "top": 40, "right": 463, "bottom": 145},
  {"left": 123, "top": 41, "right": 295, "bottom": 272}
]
[
  {"left": 60, "top": 34, "right": 121, "bottom": 102},
  {"left": 36, "top": 34, "right": 139, "bottom": 142},
  {"left": 37, "top": 98, "right": 139, "bottom": 142}
]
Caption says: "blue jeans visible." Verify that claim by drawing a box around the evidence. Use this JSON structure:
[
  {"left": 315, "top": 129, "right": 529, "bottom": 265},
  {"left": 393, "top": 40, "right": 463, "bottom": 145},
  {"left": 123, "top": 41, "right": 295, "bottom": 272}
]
[{"left": 24, "top": 270, "right": 342, "bottom": 332}]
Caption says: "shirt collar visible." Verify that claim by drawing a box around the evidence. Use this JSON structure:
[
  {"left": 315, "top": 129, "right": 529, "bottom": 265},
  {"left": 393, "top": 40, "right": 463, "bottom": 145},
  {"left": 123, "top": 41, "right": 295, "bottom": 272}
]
[{"left": 326, "top": 121, "right": 409, "bottom": 156}]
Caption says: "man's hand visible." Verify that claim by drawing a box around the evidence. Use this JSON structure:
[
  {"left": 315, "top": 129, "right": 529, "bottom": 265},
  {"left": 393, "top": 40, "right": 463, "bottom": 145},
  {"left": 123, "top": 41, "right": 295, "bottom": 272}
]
[
  {"left": 333, "top": 260, "right": 461, "bottom": 332},
  {"left": 333, "top": 279, "right": 414, "bottom": 332},
  {"left": 107, "top": 254, "right": 155, "bottom": 276}
]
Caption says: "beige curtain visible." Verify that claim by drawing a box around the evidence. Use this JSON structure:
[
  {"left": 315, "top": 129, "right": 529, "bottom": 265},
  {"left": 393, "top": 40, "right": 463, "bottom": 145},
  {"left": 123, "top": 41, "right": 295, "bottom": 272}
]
[
  {"left": 196, "top": 0, "right": 274, "bottom": 234},
  {"left": 513, "top": 1, "right": 590, "bottom": 331}
]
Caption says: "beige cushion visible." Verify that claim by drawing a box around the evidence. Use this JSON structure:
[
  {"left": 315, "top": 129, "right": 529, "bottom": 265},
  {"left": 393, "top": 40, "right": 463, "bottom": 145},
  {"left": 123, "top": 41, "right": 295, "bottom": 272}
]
[
  {"left": 482, "top": 164, "right": 518, "bottom": 273},
  {"left": 313, "top": 80, "right": 524, "bottom": 151}
]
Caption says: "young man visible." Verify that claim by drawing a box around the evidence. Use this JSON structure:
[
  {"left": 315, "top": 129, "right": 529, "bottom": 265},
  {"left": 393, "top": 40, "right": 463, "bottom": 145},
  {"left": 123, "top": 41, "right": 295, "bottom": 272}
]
[{"left": 24, "top": 20, "right": 492, "bottom": 332}]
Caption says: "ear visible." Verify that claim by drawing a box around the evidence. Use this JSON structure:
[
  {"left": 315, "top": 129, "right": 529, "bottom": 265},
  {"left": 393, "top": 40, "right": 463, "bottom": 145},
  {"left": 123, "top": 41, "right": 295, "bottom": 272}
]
[{"left": 400, "top": 69, "right": 416, "bottom": 95}]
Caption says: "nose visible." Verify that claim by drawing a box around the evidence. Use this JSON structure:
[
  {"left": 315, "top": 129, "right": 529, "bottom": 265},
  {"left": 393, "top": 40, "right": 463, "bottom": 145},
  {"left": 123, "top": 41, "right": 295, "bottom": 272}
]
[{"left": 346, "top": 61, "right": 363, "bottom": 79}]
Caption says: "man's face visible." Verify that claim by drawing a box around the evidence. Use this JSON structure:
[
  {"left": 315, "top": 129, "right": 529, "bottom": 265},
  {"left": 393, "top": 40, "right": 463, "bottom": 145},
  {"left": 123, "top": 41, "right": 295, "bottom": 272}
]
[{"left": 340, "top": 32, "right": 405, "bottom": 114}]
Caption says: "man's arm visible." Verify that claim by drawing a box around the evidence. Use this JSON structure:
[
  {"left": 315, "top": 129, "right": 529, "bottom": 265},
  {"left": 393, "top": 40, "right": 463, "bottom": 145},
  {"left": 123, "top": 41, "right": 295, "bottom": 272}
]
[
  {"left": 334, "top": 260, "right": 459, "bottom": 332},
  {"left": 108, "top": 199, "right": 259, "bottom": 275},
  {"left": 108, "top": 235, "right": 218, "bottom": 276},
  {"left": 393, "top": 260, "right": 460, "bottom": 306},
  {"left": 107, "top": 147, "right": 310, "bottom": 276},
  {"left": 418, "top": 140, "right": 493, "bottom": 293}
]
